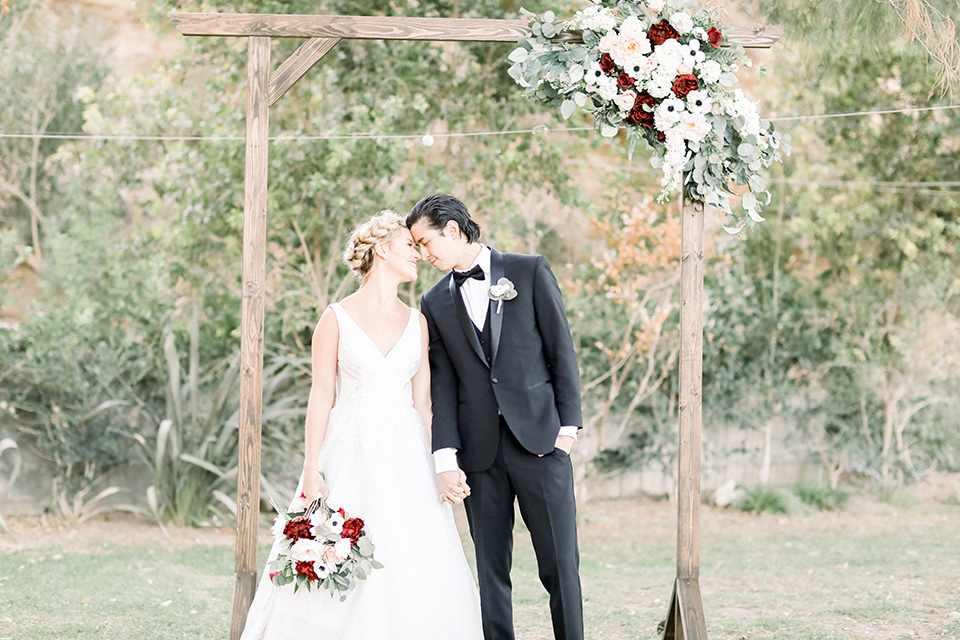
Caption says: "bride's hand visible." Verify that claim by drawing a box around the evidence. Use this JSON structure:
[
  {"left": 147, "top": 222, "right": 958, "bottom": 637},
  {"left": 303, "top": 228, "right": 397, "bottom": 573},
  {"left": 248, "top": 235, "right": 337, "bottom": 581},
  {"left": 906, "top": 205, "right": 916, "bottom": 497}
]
[{"left": 303, "top": 468, "right": 329, "bottom": 501}]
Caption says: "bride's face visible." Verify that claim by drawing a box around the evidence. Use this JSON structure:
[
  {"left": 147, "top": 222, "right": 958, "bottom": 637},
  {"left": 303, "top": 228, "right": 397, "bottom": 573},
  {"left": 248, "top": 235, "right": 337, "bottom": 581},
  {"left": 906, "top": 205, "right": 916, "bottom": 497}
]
[{"left": 378, "top": 228, "right": 421, "bottom": 282}]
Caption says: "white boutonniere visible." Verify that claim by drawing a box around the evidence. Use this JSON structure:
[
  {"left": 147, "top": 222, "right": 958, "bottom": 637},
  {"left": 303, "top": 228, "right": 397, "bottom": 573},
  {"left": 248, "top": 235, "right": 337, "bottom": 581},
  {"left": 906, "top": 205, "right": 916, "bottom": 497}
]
[{"left": 488, "top": 277, "right": 518, "bottom": 314}]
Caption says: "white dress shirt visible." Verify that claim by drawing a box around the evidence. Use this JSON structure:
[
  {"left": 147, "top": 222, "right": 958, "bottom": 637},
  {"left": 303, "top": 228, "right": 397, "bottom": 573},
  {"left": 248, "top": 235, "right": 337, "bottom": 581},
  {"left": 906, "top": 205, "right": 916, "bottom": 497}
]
[{"left": 433, "top": 246, "right": 577, "bottom": 475}]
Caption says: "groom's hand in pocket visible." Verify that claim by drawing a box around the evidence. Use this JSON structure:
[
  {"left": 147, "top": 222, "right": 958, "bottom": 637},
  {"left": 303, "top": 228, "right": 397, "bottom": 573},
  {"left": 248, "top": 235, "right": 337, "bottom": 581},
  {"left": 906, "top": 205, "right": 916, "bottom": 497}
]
[{"left": 438, "top": 470, "right": 470, "bottom": 504}]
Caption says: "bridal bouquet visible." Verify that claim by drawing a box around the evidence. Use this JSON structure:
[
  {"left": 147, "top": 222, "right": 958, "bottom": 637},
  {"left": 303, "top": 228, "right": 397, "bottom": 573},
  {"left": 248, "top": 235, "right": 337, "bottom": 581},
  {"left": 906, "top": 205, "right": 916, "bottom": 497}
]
[
  {"left": 508, "top": 0, "right": 789, "bottom": 229},
  {"left": 267, "top": 494, "right": 383, "bottom": 600}
]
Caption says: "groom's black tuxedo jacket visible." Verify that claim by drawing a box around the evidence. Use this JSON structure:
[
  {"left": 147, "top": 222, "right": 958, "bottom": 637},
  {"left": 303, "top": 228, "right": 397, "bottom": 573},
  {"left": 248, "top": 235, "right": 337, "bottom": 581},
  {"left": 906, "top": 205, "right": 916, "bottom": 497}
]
[{"left": 420, "top": 248, "right": 582, "bottom": 473}]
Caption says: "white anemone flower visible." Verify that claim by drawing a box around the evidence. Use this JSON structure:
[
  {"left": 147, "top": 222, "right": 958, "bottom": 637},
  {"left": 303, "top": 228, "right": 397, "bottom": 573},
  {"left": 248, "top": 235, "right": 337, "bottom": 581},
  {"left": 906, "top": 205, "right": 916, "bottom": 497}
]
[
  {"left": 624, "top": 55, "right": 657, "bottom": 81},
  {"left": 682, "top": 40, "right": 706, "bottom": 67},
  {"left": 686, "top": 89, "right": 712, "bottom": 114},
  {"left": 655, "top": 98, "right": 685, "bottom": 128}
]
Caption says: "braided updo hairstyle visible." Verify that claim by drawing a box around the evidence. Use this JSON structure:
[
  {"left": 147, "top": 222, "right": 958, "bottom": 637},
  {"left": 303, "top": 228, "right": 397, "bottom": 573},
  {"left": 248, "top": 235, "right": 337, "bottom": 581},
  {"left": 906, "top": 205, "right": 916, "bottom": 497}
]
[{"left": 342, "top": 211, "right": 405, "bottom": 281}]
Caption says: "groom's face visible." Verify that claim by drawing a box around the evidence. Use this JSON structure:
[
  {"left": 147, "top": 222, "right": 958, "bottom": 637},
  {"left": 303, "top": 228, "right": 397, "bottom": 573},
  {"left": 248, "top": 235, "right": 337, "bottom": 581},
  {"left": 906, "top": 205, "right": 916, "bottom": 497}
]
[{"left": 409, "top": 219, "right": 463, "bottom": 272}]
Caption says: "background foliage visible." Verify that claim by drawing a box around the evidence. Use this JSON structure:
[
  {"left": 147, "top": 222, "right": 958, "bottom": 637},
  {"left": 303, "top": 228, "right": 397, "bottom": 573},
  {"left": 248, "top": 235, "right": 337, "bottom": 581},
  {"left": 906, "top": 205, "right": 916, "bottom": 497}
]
[{"left": 1, "top": 0, "right": 958, "bottom": 523}]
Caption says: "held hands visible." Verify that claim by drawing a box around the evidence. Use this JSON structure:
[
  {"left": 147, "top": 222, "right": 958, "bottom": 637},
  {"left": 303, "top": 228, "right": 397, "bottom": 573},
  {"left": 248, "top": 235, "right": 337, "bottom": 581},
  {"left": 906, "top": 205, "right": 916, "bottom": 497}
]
[
  {"left": 438, "top": 469, "right": 470, "bottom": 504},
  {"left": 303, "top": 468, "right": 330, "bottom": 502}
]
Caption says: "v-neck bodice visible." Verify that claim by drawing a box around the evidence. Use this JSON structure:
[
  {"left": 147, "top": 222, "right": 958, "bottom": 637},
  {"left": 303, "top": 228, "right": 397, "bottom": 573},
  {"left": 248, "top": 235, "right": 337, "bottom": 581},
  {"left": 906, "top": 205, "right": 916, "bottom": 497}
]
[{"left": 330, "top": 303, "right": 421, "bottom": 411}]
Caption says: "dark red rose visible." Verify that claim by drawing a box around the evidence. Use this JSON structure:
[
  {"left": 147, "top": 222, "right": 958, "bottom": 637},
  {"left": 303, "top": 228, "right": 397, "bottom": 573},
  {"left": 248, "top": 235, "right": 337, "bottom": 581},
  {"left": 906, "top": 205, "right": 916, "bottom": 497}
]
[
  {"left": 625, "top": 92, "right": 658, "bottom": 128},
  {"left": 648, "top": 19, "right": 680, "bottom": 47},
  {"left": 295, "top": 560, "right": 320, "bottom": 581},
  {"left": 707, "top": 27, "right": 723, "bottom": 48},
  {"left": 672, "top": 74, "right": 699, "bottom": 99},
  {"left": 616, "top": 73, "right": 636, "bottom": 89},
  {"left": 283, "top": 516, "right": 314, "bottom": 542},
  {"left": 599, "top": 53, "right": 617, "bottom": 75},
  {"left": 340, "top": 518, "right": 364, "bottom": 545}
]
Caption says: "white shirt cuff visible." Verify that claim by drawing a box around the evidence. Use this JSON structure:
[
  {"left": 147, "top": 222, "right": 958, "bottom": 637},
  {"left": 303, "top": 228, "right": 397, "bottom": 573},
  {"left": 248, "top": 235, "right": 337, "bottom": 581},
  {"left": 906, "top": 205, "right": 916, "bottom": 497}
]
[
  {"left": 433, "top": 448, "right": 460, "bottom": 474},
  {"left": 558, "top": 426, "right": 579, "bottom": 440}
]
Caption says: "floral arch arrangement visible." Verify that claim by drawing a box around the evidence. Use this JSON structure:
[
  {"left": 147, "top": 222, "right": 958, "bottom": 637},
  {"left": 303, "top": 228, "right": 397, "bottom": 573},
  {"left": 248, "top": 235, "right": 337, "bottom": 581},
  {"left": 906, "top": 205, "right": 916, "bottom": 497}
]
[{"left": 508, "top": 0, "right": 790, "bottom": 229}]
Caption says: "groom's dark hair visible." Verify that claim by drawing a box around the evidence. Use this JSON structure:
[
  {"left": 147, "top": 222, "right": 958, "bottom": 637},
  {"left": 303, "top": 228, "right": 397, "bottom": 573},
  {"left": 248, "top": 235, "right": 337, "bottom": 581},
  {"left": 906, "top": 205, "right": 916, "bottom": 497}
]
[{"left": 406, "top": 194, "right": 481, "bottom": 243}]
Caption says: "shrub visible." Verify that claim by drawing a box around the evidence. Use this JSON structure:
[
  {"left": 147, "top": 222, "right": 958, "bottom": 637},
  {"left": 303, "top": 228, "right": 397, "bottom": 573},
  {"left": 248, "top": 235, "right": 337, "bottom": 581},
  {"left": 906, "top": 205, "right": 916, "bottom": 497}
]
[
  {"left": 793, "top": 482, "right": 849, "bottom": 511},
  {"left": 732, "top": 485, "right": 800, "bottom": 515}
]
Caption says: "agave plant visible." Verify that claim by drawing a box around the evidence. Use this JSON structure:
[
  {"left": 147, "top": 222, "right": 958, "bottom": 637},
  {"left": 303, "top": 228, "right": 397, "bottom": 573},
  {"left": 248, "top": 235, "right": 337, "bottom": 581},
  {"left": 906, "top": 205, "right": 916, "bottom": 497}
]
[{"left": 137, "top": 316, "right": 309, "bottom": 528}]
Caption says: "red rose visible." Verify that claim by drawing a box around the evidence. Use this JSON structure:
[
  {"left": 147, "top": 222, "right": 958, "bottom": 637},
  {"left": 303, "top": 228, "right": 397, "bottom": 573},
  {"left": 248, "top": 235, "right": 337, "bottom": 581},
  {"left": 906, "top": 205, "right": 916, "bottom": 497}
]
[
  {"left": 625, "top": 92, "right": 658, "bottom": 128},
  {"left": 657, "top": 131, "right": 666, "bottom": 141},
  {"left": 340, "top": 517, "right": 364, "bottom": 545},
  {"left": 616, "top": 73, "right": 636, "bottom": 89},
  {"left": 283, "top": 516, "right": 314, "bottom": 542},
  {"left": 707, "top": 27, "right": 723, "bottom": 48},
  {"left": 599, "top": 53, "right": 617, "bottom": 75},
  {"left": 672, "top": 74, "right": 699, "bottom": 99},
  {"left": 648, "top": 20, "right": 680, "bottom": 47},
  {"left": 295, "top": 560, "right": 320, "bottom": 581}
]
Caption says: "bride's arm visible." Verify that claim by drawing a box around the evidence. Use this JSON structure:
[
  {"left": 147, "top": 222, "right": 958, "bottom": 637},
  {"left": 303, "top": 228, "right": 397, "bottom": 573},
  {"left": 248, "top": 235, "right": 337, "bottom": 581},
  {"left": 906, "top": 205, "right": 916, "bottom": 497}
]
[
  {"left": 412, "top": 313, "right": 432, "bottom": 445},
  {"left": 303, "top": 307, "right": 339, "bottom": 500}
]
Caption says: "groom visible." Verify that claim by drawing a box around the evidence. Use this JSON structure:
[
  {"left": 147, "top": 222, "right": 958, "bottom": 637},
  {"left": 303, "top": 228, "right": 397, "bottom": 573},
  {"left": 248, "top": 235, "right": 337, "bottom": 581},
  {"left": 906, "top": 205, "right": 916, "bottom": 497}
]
[{"left": 407, "top": 194, "right": 584, "bottom": 640}]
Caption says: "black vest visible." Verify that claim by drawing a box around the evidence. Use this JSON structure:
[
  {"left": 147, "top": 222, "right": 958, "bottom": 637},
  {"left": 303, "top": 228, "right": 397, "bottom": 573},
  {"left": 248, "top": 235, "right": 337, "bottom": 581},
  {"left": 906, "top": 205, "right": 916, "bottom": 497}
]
[{"left": 474, "top": 305, "right": 493, "bottom": 365}]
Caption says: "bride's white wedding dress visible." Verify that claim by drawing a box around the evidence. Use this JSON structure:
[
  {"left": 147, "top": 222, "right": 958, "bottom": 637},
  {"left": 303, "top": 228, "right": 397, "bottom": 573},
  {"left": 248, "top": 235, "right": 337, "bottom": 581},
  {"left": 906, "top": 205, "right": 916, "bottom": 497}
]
[{"left": 241, "top": 303, "right": 483, "bottom": 640}]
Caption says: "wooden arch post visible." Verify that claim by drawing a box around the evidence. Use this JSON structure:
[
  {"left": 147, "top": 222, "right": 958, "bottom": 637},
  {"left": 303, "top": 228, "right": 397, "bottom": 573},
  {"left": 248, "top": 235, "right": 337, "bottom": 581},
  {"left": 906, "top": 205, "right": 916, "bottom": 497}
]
[{"left": 171, "top": 13, "right": 781, "bottom": 640}]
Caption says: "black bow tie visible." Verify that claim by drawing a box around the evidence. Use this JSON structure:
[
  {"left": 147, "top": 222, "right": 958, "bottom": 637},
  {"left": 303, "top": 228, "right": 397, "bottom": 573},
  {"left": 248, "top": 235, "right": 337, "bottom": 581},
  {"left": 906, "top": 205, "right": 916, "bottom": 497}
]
[{"left": 452, "top": 264, "right": 485, "bottom": 287}]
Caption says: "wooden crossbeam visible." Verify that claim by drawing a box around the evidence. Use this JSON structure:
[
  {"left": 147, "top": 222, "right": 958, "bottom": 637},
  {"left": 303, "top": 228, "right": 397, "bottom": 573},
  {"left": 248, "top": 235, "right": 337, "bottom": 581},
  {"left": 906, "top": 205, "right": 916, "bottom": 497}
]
[{"left": 171, "top": 13, "right": 783, "bottom": 48}]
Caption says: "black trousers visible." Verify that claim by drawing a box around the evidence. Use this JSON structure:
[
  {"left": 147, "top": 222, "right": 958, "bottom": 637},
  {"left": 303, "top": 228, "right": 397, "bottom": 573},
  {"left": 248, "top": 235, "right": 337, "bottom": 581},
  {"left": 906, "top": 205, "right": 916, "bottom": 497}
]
[{"left": 463, "top": 419, "right": 584, "bottom": 640}]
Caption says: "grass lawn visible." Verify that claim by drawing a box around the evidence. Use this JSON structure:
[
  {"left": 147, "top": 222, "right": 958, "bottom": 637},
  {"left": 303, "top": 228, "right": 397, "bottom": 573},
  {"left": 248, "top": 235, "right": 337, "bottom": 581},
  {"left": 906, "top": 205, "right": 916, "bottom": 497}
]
[{"left": 2, "top": 496, "right": 958, "bottom": 639}]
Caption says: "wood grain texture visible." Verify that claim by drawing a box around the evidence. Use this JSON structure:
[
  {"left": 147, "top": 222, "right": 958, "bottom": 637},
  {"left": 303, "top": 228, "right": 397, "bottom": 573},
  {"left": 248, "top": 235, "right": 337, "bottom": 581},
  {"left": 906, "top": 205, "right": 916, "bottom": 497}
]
[
  {"left": 269, "top": 37, "right": 340, "bottom": 107},
  {"left": 230, "top": 35, "right": 270, "bottom": 640},
  {"left": 676, "top": 185, "right": 704, "bottom": 582},
  {"left": 661, "top": 578, "right": 708, "bottom": 640},
  {"left": 171, "top": 13, "right": 783, "bottom": 48}
]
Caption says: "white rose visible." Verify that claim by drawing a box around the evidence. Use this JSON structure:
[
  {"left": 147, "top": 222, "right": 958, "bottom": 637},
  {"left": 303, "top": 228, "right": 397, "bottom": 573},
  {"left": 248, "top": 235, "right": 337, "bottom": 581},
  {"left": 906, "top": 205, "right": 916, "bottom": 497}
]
[
  {"left": 669, "top": 12, "right": 694, "bottom": 35},
  {"left": 271, "top": 516, "right": 286, "bottom": 540},
  {"left": 615, "top": 91, "right": 637, "bottom": 111},
  {"left": 679, "top": 111, "right": 711, "bottom": 141},
  {"left": 334, "top": 538, "right": 353, "bottom": 561},
  {"left": 290, "top": 538, "right": 326, "bottom": 563},
  {"left": 654, "top": 39, "right": 685, "bottom": 73},
  {"left": 598, "top": 33, "right": 619, "bottom": 53},
  {"left": 698, "top": 59, "right": 722, "bottom": 84},
  {"left": 646, "top": 0, "right": 666, "bottom": 11}
]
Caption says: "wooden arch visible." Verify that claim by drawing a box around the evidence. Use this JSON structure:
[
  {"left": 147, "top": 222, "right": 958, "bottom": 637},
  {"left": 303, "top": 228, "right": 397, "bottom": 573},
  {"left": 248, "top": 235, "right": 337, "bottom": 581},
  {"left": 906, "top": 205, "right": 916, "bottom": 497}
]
[{"left": 171, "top": 12, "right": 783, "bottom": 640}]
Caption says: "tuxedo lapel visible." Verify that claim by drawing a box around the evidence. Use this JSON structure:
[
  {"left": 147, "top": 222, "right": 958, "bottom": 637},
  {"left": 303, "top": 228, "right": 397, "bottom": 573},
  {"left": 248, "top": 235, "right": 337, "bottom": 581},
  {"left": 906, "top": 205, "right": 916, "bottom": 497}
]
[
  {"left": 489, "top": 249, "right": 504, "bottom": 368},
  {"left": 448, "top": 276, "right": 489, "bottom": 367}
]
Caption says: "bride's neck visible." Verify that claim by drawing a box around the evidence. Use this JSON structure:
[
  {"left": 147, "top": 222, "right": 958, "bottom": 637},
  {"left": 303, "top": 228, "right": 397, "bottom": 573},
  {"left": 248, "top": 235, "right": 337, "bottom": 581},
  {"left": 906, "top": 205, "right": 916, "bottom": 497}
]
[{"left": 356, "top": 271, "right": 401, "bottom": 308}]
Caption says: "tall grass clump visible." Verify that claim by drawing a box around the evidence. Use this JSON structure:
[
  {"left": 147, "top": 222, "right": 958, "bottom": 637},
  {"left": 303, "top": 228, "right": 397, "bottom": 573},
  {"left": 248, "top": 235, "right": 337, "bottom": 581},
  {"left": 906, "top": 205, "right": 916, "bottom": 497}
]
[
  {"left": 732, "top": 485, "right": 801, "bottom": 514},
  {"left": 793, "top": 482, "right": 849, "bottom": 511}
]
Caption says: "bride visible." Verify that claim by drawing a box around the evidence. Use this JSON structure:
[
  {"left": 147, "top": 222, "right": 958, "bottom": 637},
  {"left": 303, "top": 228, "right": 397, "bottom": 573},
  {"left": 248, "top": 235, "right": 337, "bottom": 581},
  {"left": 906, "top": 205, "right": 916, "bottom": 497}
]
[{"left": 241, "top": 212, "right": 483, "bottom": 640}]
